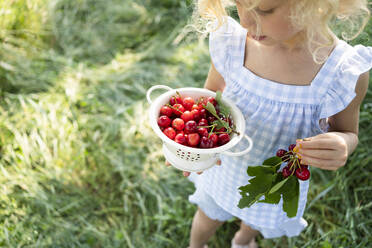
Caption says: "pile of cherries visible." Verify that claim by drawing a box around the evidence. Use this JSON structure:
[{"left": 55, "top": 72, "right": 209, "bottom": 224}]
[
  {"left": 276, "top": 144, "right": 310, "bottom": 181},
  {"left": 157, "top": 93, "right": 233, "bottom": 148}
]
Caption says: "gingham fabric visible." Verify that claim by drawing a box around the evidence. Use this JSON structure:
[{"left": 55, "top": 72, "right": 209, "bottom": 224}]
[{"left": 188, "top": 17, "right": 372, "bottom": 238}]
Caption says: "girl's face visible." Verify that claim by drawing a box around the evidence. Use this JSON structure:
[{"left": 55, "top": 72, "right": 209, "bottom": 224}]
[{"left": 236, "top": 0, "right": 301, "bottom": 46}]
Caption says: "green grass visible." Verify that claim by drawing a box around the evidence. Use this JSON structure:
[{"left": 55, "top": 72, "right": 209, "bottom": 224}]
[{"left": 0, "top": 0, "right": 371, "bottom": 247}]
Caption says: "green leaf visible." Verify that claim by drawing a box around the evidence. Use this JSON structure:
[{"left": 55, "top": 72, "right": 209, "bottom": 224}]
[
  {"left": 258, "top": 174, "right": 282, "bottom": 204},
  {"left": 204, "top": 102, "right": 231, "bottom": 132},
  {"left": 263, "top": 156, "right": 282, "bottom": 167},
  {"left": 212, "top": 120, "right": 225, "bottom": 130},
  {"left": 238, "top": 173, "right": 275, "bottom": 208},
  {"left": 215, "top": 91, "right": 230, "bottom": 118},
  {"left": 281, "top": 176, "right": 300, "bottom": 218},
  {"left": 259, "top": 191, "right": 281, "bottom": 204},
  {"left": 247, "top": 165, "right": 276, "bottom": 177},
  {"left": 216, "top": 91, "right": 222, "bottom": 102},
  {"left": 204, "top": 101, "right": 217, "bottom": 116},
  {"left": 238, "top": 192, "right": 265, "bottom": 208},
  {"left": 268, "top": 177, "right": 289, "bottom": 195}
]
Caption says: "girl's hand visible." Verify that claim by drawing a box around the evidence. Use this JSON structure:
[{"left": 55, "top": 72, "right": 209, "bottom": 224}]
[
  {"left": 164, "top": 160, "right": 221, "bottom": 176},
  {"left": 296, "top": 133, "right": 349, "bottom": 171}
]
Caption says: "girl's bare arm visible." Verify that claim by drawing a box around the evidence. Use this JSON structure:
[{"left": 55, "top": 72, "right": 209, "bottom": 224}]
[
  {"left": 203, "top": 62, "right": 226, "bottom": 92},
  {"left": 297, "top": 71, "right": 370, "bottom": 170}
]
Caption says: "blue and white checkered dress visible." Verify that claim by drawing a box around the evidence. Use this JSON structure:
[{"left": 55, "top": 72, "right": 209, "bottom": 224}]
[{"left": 188, "top": 17, "right": 372, "bottom": 238}]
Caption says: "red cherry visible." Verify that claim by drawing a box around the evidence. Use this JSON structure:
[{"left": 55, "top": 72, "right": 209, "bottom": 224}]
[
  {"left": 300, "top": 163, "right": 309, "bottom": 169},
  {"left": 276, "top": 149, "right": 287, "bottom": 158},
  {"left": 197, "top": 127, "right": 209, "bottom": 137},
  {"left": 182, "top": 97, "right": 194, "bottom": 110},
  {"left": 191, "top": 109, "right": 201, "bottom": 122},
  {"left": 288, "top": 144, "right": 296, "bottom": 151},
  {"left": 199, "top": 109, "right": 207, "bottom": 119},
  {"left": 169, "top": 95, "right": 182, "bottom": 105},
  {"left": 198, "top": 118, "right": 208, "bottom": 128},
  {"left": 181, "top": 110, "right": 194, "bottom": 122},
  {"left": 215, "top": 127, "right": 226, "bottom": 133},
  {"left": 172, "top": 104, "right": 185, "bottom": 116},
  {"left": 218, "top": 133, "right": 230, "bottom": 146},
  {"left": 172, "top": 118, "right": 185, "bottom": 131},
  {"left": 207, "top": 116, "right": 216, "bottom": 124},
  {"left": 209, "top": 133, "right": 218, "bottom": 146},
  {"left": 157, "top": 115, "right": 171, "bottom": 128},
  {"left": 187, "top": 133, "right": 200, "bottom": 147},
  {"left": 184, "top": 120, "right": 197, "bottom": 134},
  {"left": 192, "top": 104, "right": 202, "bottom": 111},
  {"left": 174, "top": 133, "right": 186, "bottom": 144},
  {"left": 295, "top": 167, "right": 310, "bottom": 181},
  {"left": 160, "top": 105, "right": 173, "bottom": 117},
  {"left": 200, "top": 136, "right": 214, "bottom": 148},
  {"left": 206, "top": 96, "right": 217, "bottom": 106},
  {"left": 282, "top": 166, "right": 291, "bottom": 178},
  {"left": 163, "top": 127, "right": 176, "bottom": 140}
]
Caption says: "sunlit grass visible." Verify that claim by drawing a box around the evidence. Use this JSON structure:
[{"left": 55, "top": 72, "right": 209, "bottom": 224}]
[{"left": 0, "top": 0, "right": 371, "bottom": 247}]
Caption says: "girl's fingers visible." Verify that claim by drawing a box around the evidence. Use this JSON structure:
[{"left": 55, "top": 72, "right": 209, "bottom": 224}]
[
  {"left": 165, "top": 161, "right": 195, "bottom": 177},
  {"left": 216, "top": 159, "right": 221, "bottom": 165},
  {"left": 165, "top": 161, "right": 196, "bottom": 176},
  {"left": 297, "top": 139, "right": 336, "bottom": 150},
  {"left": 183, "top": 171, "right": 191, "bottom": 177},
  {"left": 298, "top": 148, "right": 337, "bottom": 160},
  {"left": 299, "top": 155, "right": 341, "bottom": 171}
]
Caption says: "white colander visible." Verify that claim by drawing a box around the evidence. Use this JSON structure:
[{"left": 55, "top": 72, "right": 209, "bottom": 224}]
[{"left": 146, "top": 85, "right": 253, "bottom": 172}]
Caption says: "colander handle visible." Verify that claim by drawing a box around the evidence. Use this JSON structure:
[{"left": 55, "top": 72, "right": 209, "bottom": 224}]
[
  {"left": 146, "top": 85, "right": 173, "bottom": 104},
  {"left": 222, "top": 134, "right": 253, "bottom": 156}
]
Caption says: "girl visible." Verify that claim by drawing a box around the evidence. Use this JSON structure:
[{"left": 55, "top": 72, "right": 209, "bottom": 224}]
[{"left": 167, "top": 0, "right": 371, "bottom": 247}]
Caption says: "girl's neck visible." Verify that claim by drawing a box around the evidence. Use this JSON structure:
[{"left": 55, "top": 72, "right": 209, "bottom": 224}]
[{"left": 244, "top": 33, "right": 339, "bottom": 86}]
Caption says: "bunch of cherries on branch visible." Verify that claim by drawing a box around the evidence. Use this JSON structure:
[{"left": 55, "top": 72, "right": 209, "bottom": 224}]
[
  {"left": 276, "top": 144, "right": 310, "bottom": 181},
  {"left": 157, "top": 93, "right": 235, "bottom": 149}
]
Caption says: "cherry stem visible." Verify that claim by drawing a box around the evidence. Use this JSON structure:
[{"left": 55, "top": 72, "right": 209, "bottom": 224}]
[
  {"left": 273, "top": 157, "right": 289, "bottom": 169},
  {"left": 231, "top": 129, "right": 240, "bottom": 135},
  {"left": 208, "top": 125, "right": 216, "bottom": 139},
  {"left": 166, "top": 103, "right": 184, "bottom": 115},
  {"left": 197, "top": 124, "right": 217, "bottom": 129}
]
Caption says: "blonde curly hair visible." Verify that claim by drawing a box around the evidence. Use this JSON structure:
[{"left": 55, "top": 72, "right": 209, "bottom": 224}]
[{"left": 191, "top": 0, "right": 370, "bottom": 63}]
